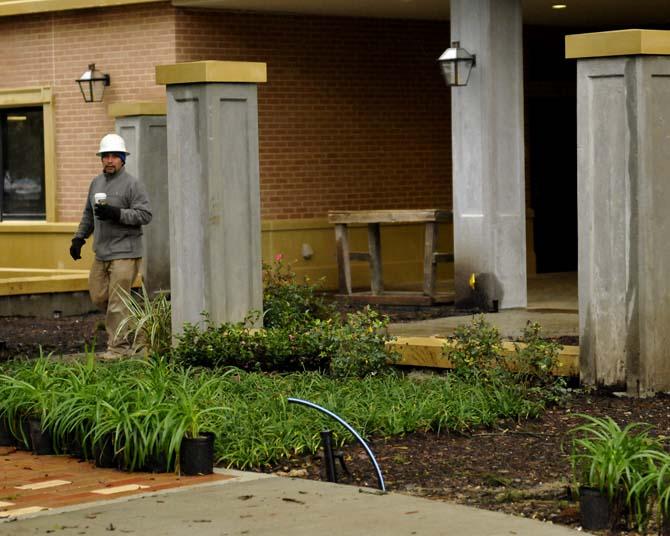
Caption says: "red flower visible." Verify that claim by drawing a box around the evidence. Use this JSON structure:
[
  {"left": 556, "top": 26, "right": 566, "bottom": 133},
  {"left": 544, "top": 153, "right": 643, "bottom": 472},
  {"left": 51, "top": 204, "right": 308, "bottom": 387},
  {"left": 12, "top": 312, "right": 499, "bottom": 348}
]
[{"left": 274, "top": 253, "right": 283, "bottom": 262}]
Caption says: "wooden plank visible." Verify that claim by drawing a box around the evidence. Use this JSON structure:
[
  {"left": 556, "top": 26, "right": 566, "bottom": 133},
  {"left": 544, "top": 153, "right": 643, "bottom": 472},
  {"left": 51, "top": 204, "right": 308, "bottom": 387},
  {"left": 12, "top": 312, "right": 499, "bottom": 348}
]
[
  {"left": 336, "top": 291, "right": 454, "bottom": 306},
  {"left": 367, "top": 223, "right": 383, "bottom": 295},
  {"left": 423, "top": 222, "right": 438, "bottom": 298},
  {"left": 389, "top": 336, "right": 580, "bottom": 377},
  {"left": 328, "top": 209, "right": 453, "bottom": 225},
  {"left": 334, "top": 224, "right": 352, "bottom": 294},
  {"left": 433, "top": 252, "right": 454, "bottom": 263},
  {"left": 349, "top": 252, "right": 371, "bottom": 262}
]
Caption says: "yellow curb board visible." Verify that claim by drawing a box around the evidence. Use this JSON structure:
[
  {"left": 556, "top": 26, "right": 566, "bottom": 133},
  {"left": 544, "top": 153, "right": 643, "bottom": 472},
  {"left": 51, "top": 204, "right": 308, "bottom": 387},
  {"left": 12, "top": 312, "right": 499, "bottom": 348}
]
[
  {"left": 15, "top": 479, "right": 72, "bottom": 490},
  {"left": 389, "top": 336, "right": 579, "bottom": 377},
  {"left": 0, "top": 506, "right": 48, "bottom": 517},
  {"left": 0, "top": 501, "right": 14, "bottom": 507},
  {"left": 91, "top": 484, "right": 150, "bottom": 495}
]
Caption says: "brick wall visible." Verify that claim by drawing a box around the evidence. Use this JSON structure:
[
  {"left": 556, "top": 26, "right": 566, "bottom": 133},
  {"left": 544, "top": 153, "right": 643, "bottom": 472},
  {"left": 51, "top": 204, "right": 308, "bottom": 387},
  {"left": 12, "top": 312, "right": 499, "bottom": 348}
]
[
  {"left": 1, "top": 4, "right": 452, "bottom": 222},
  {"left": 175, "top": 10, "right": 452, "bottom": 220},
  {"left": 0, "top": 2, "right": 175, "bottom": 222}
]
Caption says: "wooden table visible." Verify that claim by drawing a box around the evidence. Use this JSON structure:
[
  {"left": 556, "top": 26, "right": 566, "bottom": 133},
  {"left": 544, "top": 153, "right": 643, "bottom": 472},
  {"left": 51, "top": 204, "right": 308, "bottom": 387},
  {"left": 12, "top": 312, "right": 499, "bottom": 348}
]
[{"left": 327, "top": 209, "right": 454, "bottom": 303}]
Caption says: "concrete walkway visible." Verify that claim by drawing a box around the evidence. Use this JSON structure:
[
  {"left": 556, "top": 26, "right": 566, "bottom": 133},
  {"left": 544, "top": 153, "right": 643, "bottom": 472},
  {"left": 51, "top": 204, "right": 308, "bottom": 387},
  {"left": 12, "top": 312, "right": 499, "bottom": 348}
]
[
  {"left": 389, "top": 272, "right": 579, "bottom": 340},
  {"left": 3, "top": 470, "right": 583, "bottom": 535}
]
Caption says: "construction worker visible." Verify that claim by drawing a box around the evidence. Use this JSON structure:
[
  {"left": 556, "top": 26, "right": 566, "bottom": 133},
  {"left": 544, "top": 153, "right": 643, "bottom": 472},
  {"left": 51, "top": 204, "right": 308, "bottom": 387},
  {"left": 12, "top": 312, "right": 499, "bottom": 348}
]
[{"left": 69, "top": 133, "right": 152, "bottom": 359}]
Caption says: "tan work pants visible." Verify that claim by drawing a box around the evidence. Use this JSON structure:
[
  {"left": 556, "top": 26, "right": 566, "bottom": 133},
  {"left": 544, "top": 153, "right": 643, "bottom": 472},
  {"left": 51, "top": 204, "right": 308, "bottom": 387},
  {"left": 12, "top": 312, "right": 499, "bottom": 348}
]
[{"left": 89, "top": 258, "right": 141, "bottom": 355}]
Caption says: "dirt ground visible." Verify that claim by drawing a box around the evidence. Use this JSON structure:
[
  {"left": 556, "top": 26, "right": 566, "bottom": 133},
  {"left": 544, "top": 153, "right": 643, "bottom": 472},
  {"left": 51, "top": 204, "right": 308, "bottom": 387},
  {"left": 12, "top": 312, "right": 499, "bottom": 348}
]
[{"left": 0, "top": 312, "right": 667, "bottom": 534}]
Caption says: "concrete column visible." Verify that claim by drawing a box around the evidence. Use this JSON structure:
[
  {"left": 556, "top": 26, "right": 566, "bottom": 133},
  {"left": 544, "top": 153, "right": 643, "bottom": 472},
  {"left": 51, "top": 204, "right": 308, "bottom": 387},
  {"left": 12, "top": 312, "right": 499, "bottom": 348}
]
[
  {"left": 450, "top": 0, "right": 527, "bottom": 310},
  {"left": 567, "top": 30, "right": 670, "bottom": 393},
  {"left": 109, "top": 102, "right": 169, "bottom": 295},
  {"left": 156, "top": 61, "right": 266, "bottom": 334}
]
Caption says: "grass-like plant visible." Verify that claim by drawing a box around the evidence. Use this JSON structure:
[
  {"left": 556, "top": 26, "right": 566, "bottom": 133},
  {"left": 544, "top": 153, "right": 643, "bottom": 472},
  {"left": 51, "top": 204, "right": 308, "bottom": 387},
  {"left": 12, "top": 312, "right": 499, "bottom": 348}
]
[
  {"left": 627, "top": 449, "right": 670, "bottom": 534},
  {"left": 0, "top": 355, "right": 61, "bottom": 446},
  {"left": 569, "top": 414, "right": 664, "bottom": 531},
  {"left": 116, "top": 285, "right": 172, "bottom": 356},
  {"left": 0, "top": 357, "right": 551, "bottom": 473},
  {"left": 161, "top": 370, "right": 229, "bottom": 467}
]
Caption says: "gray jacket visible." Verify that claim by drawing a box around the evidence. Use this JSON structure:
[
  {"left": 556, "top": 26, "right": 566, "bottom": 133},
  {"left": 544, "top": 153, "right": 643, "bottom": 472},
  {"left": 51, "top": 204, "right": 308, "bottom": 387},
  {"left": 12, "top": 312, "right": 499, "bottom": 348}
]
[{"left": 75, "top": 168, "right": 152, "bottom": 261}]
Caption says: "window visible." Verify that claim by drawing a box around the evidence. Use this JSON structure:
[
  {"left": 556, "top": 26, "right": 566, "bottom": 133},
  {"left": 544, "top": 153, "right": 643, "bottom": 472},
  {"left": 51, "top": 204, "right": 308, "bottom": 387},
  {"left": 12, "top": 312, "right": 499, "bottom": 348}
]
[
  {"left": 0, "top": 87, "right": 55, "bottom": 222},
  {"left": 0, "top": 107, "right": 45, "bottom": 219}
]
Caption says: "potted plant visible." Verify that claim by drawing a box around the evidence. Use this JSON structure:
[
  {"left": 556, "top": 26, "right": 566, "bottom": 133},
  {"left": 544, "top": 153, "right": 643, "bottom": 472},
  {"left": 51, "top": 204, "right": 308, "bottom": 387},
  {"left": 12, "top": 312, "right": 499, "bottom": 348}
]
[
  {"left": 0, "top": 357, "right": 60, "bottom": 454},
  {"left": 162, "top": 372, "right": 227, "bottom": 476},
  {"left": 45, "top": 352, "right": 100, "bottom": 458},
  {"left": 569, "top": 414, "right": 663, "bottom": 531},
  {"left": 628, "top": 449, "right": 670, "bottom": 535},
  {"left": 116, "top": 285, "right": 172, "bottom": 357}
]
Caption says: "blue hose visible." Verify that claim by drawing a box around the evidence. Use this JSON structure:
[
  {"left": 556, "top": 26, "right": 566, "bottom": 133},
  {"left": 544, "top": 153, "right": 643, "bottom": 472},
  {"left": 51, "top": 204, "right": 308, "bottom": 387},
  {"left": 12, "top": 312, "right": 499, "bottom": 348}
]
[{"left": 287, "top": 397, "right": 386, "bottom": 492}]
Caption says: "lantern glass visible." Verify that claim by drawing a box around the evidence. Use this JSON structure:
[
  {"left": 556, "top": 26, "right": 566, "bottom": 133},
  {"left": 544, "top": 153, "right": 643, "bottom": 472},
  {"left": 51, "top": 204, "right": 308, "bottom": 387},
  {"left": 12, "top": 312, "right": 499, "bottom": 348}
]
[
  {"left": 438, "top": 42, "right": 476, "bottom": 87},
  {"left": 76, "top": 64, "right": 110, "bottom": 103}
]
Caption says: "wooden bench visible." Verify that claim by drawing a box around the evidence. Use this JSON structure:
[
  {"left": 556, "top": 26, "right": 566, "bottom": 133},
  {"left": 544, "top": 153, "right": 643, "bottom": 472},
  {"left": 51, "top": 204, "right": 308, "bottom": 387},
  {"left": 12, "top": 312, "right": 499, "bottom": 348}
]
[{"left": 327, "top": 209, "right": 454, "bottom": 304}]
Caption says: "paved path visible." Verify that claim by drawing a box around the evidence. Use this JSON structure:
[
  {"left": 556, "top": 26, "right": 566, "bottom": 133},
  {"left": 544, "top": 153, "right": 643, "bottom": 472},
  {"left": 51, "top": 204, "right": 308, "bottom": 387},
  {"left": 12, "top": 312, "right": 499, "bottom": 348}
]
[{"left": 3, "top": 470, "right": 583, "bottom": 535}]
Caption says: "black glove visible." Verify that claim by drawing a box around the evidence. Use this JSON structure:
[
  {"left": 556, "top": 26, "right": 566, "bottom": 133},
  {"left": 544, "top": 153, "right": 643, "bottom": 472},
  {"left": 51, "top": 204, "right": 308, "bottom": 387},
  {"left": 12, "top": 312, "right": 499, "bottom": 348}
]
[
  {"left": 70, "top": 237, "right": 85, "bottom": 261},
  {"left": 94, "top": 203, "right": 121, "bottom": 222}
]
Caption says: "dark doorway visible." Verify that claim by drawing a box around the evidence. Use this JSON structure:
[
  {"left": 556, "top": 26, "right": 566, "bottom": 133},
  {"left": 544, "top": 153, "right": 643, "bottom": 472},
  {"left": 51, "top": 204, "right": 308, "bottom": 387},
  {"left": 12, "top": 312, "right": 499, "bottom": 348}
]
[{"left": 527, "top": 96, "right": 577, "bottom": 273}]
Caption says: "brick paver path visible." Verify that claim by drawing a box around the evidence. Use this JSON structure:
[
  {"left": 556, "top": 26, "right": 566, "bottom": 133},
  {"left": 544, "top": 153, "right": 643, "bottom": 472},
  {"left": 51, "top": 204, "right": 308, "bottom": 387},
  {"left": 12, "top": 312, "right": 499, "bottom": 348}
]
[{"left": 0, "top": 446, "right": 231, "bottom": 518}]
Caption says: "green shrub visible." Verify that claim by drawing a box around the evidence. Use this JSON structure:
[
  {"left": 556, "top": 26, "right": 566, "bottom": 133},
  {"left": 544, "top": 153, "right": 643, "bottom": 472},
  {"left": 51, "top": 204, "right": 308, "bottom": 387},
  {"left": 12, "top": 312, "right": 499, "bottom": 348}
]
[
  {"left": 443, "top": 316, "right": 565, "bottom": 400},
  {"left": 172, "top": 315, "right": 266, "bottom": 370},
  {"left": 262, "top": 255, "right": 334, "bottom": 329},
  {"left": 319, "top": 307, "right": 399, "bottom": 379},
  {"left": 443, "top": 315, "right": 506, "bottom": 381},
  {"left": 172, "top": 307, "right": 396, "bottom": 378},
  {"left": 512, "top": 321, "right": 562, "bottom": 387}
]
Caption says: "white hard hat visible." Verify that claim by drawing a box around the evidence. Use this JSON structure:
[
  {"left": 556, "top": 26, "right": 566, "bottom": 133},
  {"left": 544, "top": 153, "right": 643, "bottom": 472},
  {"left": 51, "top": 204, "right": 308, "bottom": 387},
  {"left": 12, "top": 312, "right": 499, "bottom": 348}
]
[{"left": 96, "top": 133, "right": 130, "bottom": 156}]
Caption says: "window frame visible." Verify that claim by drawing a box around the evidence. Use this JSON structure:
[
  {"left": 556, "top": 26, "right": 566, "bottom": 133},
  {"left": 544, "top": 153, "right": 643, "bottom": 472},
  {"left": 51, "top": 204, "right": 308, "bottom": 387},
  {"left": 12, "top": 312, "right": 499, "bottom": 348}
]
[{"left": 0, "top": 87, "right": 56, "bottom": 222}]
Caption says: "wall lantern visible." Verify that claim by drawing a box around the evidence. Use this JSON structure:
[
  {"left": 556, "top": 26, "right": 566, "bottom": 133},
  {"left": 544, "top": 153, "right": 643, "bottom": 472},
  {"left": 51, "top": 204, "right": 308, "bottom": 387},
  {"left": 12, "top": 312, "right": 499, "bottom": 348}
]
[
  {"left": 438, "top": 41, "right": 476, "bottom": 87},
  {"left": 76, "top": 64, "right": 111, "bottom": 103}
]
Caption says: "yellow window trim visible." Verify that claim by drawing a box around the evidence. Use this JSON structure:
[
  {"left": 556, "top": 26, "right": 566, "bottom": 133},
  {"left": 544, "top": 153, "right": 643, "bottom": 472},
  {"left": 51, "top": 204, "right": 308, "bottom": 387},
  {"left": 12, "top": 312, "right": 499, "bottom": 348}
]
[{"left": 0, "top": 86, "right": 56, "bottom": 222}]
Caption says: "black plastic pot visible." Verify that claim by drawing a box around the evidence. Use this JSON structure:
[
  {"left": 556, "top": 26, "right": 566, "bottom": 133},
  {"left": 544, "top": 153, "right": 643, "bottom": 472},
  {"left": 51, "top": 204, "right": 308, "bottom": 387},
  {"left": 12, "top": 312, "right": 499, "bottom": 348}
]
[
  {"left": 29, "top": 417, "right": 53, "bottom": 455},
  {"left": 94, "top": 435, "right": 118, "bottom": 468},
  {"left": 579, "top": 486, "right": 612, "bottom": 530},
  {"left": 0, "top": 416, "right": 16, "bottom": 446},
  {"left": 143, "top": 452, "right": 170, "bottom": 474},
  {"left": 64, "top": 433, "right": 85, "bottom": 459},
  {"left": 180, "top": 435, "right": 214, "bottom": 476},
  {"left": 661, "top": 514, "right": 670, "bottom": 536},
  {"left": 15, "top": 416, "right": 32, "bottom": 450}
]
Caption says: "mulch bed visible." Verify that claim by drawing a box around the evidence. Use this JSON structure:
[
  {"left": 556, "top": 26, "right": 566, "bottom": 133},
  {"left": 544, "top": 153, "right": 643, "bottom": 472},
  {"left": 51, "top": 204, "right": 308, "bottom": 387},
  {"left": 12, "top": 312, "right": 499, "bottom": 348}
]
[{"left": 274, "top": 391, "right": 670, "bottom": 535}]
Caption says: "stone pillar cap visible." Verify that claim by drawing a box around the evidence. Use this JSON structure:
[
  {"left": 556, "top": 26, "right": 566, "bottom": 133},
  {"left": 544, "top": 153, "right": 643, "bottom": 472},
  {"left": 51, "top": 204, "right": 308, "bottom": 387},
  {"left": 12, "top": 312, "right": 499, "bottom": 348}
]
[
  {"left": 107, "top": 101, "right": 166, "bottom": 117},
  {"left": 156, "top": 61, "right": 267, "bottom": 85},
  {"left": 566, "top": 29, "right": 670, "bottom": 59}
]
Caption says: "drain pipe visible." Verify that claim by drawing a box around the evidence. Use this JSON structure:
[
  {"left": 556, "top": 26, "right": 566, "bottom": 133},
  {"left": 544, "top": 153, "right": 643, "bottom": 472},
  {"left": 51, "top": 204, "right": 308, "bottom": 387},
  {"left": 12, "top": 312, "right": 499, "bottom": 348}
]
[{"left": 287, "top": 397, "right": 386, "bottom": 492}]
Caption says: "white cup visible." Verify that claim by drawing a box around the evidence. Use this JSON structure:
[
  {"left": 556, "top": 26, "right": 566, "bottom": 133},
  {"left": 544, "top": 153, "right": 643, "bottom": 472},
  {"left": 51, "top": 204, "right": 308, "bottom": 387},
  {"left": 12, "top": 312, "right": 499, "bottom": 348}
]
[{"left": 94, "top": 193, "right": 107, "bottom": 205}]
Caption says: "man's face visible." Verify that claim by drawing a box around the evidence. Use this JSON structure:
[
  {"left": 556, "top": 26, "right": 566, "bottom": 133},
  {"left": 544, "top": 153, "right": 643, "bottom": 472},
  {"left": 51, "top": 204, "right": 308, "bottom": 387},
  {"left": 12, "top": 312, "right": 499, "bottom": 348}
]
[{"left": 101, "top": 153, "right": 123, "bottom": 175}]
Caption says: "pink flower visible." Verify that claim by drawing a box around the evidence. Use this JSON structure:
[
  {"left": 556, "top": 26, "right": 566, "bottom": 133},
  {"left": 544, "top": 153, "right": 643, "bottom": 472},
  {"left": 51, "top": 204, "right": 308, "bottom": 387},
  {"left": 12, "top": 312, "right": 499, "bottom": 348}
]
[{"left": 274, "top": 253, "right": 283, "bottom": 262}]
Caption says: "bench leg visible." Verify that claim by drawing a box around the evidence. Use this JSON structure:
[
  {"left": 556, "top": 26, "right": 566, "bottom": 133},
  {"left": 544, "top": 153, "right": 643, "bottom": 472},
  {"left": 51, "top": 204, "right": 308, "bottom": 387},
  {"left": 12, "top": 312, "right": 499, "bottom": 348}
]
[
  {"left": 423, "top": 222, "right": 437, "bottom": 298},
  {"left": 367, "top": 223, "right": 383, "bottom": 295},
  {"left": 335, "top": 224, "right": 352, "bottom": 294}
]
